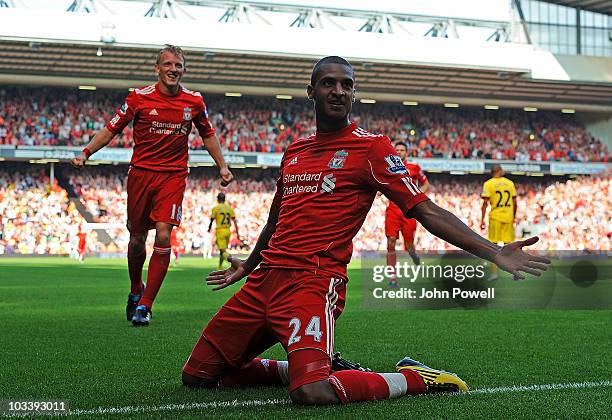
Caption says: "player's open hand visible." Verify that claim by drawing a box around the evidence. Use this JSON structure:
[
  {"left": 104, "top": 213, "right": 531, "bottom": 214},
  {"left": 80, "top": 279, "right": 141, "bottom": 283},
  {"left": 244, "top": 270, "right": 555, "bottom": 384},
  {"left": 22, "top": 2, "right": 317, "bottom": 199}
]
[
  {"left": 206, "top": 255, "right": 246, "bottom": 291},
  {"left": 219, "top": 167, "right": 234, "bottom": 187},
  {"left": 492, "top": 236, "right": 551, "bottom": 280},
  {"left": 70, "top": 154, "right": 87, "bottom": 169}
]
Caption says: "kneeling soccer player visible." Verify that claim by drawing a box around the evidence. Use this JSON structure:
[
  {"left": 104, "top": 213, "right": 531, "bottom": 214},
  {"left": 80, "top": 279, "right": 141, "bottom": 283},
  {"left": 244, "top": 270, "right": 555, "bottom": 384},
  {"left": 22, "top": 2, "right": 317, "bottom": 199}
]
[{"left": 182, "top": 56, "right": 550, "bottom": 404}]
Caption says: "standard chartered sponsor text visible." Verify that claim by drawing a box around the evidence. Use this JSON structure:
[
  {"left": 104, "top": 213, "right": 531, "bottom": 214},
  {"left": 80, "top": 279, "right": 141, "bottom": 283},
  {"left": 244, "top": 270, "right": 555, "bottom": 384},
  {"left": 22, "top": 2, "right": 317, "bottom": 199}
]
[
  {"left": 149, "top": 121, "right": 183, "bottom": 135},
  {"left": 283, "top": 172, "right": 322, "bottom": 195}
]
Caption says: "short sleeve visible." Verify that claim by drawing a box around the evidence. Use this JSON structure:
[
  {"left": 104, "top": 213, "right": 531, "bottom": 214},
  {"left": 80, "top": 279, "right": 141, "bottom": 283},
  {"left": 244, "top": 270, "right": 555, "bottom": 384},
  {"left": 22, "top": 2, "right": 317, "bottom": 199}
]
[
  {"left": 510, "top": 181, "right": 517, "bottom": 197},
  {"left": 194, "top": 97, "right": 215, "bottom": 139},
  {"left": 364, "top": 137, "right": 429, "bottom": 216},
  {"left": 481, "top": 182, "right": 491, "bottom": 198},
  {"left": 230, "top": 207, "right": 236, "bottom": 218},
  {"left": 211, "top": 207, "right": 217, "bottom": 219},
  {"left": 106, "top": 91, "right": 138, "bottom": 134}
]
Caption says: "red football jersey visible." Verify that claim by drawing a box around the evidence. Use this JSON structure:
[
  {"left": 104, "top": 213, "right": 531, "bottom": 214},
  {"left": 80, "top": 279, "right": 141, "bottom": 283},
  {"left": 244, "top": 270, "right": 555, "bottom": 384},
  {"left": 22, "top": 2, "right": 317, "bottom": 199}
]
[
  {"left": 387, "top": 161, "right": 428, "bottom": 216},
  {"left": 77, "top": 232, "right": 87, "bottom": 248},
  {"left": 260, "top": 122, "right": 429, "bottom": 279},
  {"left": 105, "top": 83, "right": 215, "bottom": 172}
]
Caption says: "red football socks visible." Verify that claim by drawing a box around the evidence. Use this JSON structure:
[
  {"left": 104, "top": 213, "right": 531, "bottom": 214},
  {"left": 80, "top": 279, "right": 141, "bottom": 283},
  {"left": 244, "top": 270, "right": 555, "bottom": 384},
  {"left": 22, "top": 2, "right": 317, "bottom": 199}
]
[
  {"left": 219, "top": 358, "right": 289, "bottom": 387},
  {"left": 127, "top": 246, "right": 146, "bottom": 295},
  {"left": 329, "top": 369, "right": 426, "bottom": 404},
  {"left": 138, "top": 244, "right": 171, "bottom": 309}
]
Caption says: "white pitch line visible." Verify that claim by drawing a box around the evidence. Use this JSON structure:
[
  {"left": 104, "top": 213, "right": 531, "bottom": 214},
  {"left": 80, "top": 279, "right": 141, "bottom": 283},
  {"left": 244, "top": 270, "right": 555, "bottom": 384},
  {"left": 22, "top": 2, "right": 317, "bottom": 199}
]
[
  {"left": 67, "top": 398, "right": 290, "bottom": 416},
  {"left": 468, "top": 380, "right": 612, "bottom": 395},
  {"left": 6, "top": 380, "right": 611, "bottom": 417}
]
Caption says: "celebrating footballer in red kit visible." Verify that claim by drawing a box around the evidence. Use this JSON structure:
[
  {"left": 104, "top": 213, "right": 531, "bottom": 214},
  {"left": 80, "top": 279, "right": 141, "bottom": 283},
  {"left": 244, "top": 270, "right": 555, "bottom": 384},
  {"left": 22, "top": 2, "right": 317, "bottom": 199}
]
[
  {"left": 71, "top": 45, "right": 233, "bottom": 326},
  {"left": 385, "top": 141, "right": 429, "bottom": 285},
  {"left": 182, "top": 56, "right": 550, "bottom": 404}
]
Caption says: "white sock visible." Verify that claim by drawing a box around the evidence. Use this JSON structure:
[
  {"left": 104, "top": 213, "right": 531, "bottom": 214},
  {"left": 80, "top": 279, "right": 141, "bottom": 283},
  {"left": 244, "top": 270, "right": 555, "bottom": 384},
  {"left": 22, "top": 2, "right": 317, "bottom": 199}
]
[
  {"left": 379, "top": 373, "right": 408, "bottom": 398},
  {"left": 276, "top": 360, "right": 289, "bottom": 385}
]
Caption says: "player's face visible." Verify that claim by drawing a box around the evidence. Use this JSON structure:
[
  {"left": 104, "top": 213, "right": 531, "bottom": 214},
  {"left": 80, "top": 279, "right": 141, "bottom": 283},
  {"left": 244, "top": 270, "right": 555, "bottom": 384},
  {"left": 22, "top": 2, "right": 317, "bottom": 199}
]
[
  {"left": 307, "top": 63, "right": 355, "bottom": 122},
  {"left": 155, "top": 52, "right": 185, "bottom": 89},
  {"left": 395, "top": 145, "right": 408, "bottom": 159}
]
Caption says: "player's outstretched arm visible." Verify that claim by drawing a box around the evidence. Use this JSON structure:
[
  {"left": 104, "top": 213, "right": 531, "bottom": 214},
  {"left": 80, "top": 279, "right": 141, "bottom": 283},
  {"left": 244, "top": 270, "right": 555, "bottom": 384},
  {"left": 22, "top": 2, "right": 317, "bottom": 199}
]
[
  {"left": 411, "top": 200, "right": 550, "bottom": 280},
  {"left": 206, "top": 202, "right": 279, "bottom": 290},
  {"left": 70, "top": 127, "right": 115, "bottom": 168},
  {"left": 202, "top": 134, "right": 234, "bottom": 187}
]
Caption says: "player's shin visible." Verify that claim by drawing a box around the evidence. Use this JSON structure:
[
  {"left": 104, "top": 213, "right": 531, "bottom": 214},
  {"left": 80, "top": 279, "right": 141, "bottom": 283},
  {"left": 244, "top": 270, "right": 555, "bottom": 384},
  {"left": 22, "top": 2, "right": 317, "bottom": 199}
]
[
  {"left": 219, "top": 358, "right": 289, "bottom": 387},
  {"left": 218, "top": 252, "right": 224, "bottom": 269},
  {"left": 408, "top": 248, "right": 420, "bottom": 266},
  {"left": 386, "top": 246, "right": 398, "bottom": 285},
  {"left": 328, "top": 370, "right": 426, "bottom": 404},
  {"left": 139, "top": 243, "right": 171, "bottom": 309},
  {"left": 127, "top": 245, "right": 147, "bottom": 295}
]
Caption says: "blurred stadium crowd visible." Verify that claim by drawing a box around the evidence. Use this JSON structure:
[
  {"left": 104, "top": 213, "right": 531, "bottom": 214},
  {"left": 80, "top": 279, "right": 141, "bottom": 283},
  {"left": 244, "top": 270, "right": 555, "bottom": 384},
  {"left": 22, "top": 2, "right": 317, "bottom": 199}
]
[
  {"left": 1, "top": 165, "right": 609, "bottom": 255},
  {"left": 0, "top": 86, "right": 608, "bottom": 162}
]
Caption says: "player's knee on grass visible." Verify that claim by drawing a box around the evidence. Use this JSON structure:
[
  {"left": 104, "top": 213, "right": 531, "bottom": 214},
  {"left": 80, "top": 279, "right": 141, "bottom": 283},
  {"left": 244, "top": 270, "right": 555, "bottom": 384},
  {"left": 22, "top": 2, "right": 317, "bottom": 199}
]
[
  {"left": 288, "top": 349, "right": 337, "bottom": 404},
  {"left": 181, "top": 371, "right": 217, "bottom": 388},
  {"left": 290, "top": 380, "right": 339, "bottom": 405},
  {"left": 183, "top": 335, "right": 231, "bottom": 388}
]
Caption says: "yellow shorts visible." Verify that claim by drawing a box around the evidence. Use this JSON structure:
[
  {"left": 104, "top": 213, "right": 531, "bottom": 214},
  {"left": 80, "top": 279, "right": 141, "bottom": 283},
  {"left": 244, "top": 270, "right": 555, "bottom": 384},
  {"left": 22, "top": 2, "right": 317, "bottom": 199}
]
[
  {"left": 488, "top": 219, "right": 515, "bottom": 244},
  {"left": 216, "top": 229, "right": 231, "bottom": 250}
]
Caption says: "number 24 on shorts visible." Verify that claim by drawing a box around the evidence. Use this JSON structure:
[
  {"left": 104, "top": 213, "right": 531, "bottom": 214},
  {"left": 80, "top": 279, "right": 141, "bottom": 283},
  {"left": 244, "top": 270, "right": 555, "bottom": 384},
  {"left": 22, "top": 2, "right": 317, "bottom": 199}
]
[{"left": 288, "top": 316, "right": 323, "bottom": 345}]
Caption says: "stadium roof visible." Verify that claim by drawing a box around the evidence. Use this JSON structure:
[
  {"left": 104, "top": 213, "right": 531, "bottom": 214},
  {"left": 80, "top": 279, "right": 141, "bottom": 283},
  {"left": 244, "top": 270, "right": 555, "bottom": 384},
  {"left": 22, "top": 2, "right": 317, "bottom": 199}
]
[
  {"left": 2, "top": 40, "right": 611, "bottom": 112},
  {"left": 540, "top": 0, "right": 612, "bottom": 16},
  {"left": 0, "top": 2, "right": 610, "bottom": 112}
]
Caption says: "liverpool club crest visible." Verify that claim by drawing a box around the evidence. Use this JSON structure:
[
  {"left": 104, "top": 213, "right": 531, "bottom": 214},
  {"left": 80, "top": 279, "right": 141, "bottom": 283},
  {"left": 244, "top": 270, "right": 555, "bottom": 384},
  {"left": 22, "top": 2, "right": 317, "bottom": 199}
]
[
  {"left": 328, "top": 149, "right": 348, "bottom": 169},
  {"left": 183, "top": 107, "right": 192, "bottom": 121}
]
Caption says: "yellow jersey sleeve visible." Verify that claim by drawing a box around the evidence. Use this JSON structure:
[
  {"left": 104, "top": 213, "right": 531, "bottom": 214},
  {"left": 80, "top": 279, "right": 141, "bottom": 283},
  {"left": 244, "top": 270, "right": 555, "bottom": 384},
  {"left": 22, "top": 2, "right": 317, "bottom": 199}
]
[
  {"left": 482, "top": 180, "right": 492, "bottom": 198},
  {"left": 230, "top": 206, "right": 236, "bottom": 219},
  {"left": 509, "top": 180, "right": 517, "bottom": 197}
]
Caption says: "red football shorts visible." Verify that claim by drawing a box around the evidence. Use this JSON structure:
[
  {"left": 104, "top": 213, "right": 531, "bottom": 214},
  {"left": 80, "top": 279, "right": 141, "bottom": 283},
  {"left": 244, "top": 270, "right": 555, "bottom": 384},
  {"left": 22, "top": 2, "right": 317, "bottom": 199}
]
[
  {"left": 126, "top": 166, "right": 186, "bottom": 234},
  {"left": 385, "top": 207, "right": 417, "bottom": 244},
  {"left": 183, "top": 268, "right": 346, "bottom": 391}
]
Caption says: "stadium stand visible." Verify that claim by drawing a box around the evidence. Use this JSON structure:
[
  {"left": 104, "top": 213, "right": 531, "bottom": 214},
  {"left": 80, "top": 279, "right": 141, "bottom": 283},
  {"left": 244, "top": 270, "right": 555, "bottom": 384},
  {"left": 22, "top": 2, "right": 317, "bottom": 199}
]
[
  {"left": 0, "top": 165, "right": 87, "bottom": 255},
  {"left": 0, "top": 86, "right": 608, "bottom": 162},
  {"left": 0, "top": 163, "right": 609, "bottom": 255}
]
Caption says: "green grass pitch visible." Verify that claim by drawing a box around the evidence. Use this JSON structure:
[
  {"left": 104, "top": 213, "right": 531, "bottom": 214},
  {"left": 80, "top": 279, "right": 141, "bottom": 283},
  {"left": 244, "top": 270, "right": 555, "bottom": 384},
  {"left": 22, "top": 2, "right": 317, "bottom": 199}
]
[{"left": 1, "top": 257, "right": 610, "bottom": 419}]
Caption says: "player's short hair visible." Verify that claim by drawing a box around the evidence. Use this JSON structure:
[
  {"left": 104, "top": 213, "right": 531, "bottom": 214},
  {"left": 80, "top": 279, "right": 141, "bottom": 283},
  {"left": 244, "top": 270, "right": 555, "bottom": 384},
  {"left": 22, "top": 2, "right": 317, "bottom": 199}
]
[
  {"left": 156, "top": 44, "right": 185, "bottom": 66},
  {"left": 394, "top": 142, "right": 408, "bottom": 149},
  {"left": 310, "top": 56, "right": 353, "bottom": 86},
  {"left": 491, "top": 164, "right": 502, "bottom": 175},
  {"left": 217, "top": 192, "right": 226, "bottom": 202}
]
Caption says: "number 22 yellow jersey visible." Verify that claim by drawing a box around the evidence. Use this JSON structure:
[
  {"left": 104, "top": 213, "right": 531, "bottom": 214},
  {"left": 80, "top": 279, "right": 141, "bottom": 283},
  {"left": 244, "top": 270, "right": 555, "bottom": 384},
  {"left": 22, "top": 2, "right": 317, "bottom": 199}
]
[{"left": 482, "top": 177, "right": 516, "bottom": 224}]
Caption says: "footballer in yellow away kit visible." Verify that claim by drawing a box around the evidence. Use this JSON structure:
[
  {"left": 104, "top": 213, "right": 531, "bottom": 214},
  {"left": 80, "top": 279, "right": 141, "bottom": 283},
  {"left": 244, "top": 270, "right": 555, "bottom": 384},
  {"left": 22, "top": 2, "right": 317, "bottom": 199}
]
[
  {"left": 481, "top": 164, "right": 517, "bottom": 280},
  {"left": 209, "top": 192, "right": 240, "bottom": 269}
]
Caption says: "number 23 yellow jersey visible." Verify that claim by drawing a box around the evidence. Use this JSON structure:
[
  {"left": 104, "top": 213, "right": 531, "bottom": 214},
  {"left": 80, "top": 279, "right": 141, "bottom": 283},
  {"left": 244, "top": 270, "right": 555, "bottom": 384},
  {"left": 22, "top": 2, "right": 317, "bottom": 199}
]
[{"left": 211, "top": 203, "right": 235, "bottom": 231}]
